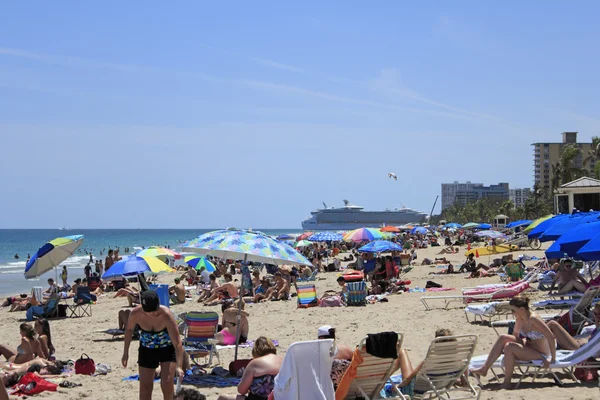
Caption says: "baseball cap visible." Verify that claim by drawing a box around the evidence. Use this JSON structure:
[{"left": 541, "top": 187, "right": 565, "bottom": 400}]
[
  {"left": 318, "top": 325, "right": 333, "bottom": 338},
  {"left": 141, "top": 290, "right": 160, "bottom": 312}
]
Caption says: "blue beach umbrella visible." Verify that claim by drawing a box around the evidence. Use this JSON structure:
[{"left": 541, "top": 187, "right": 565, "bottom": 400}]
[
  {"left": 276, "top": 234, "right": 295, "bottom": 241},
  {"left": 478, "top": 223, "right": 492, "bottom": 230},
  {"left": 185, "top": 256, "right": 216, "bottom": 272},
  {"left": 538, "top": 213, "right": 600, "bottom": 242},
  {"left": 442, "top": 222, "right": 462, "bottom": 230},
  {"left": 25, "top": 235, "right": 85, "bottom": 279},
  {"left": 546, "top": 221, "right": 600, "bottom": 259},
  {"left": 358, "top": 240, "right": 404, "bottom": 253},
  {"left": 101, "top": 255, "right": 171, "bottom": 280},
  {"left": 575, "top": 233, "right": 600, "bottom": 261},
  {"left": 528, "top": 214, "right": 571, "bottom": 239},
  {"left": 410, "top": 226, "right": 428, "bottom": 235},
  {"left": 308, "top": 232, "right": 344, "bottom": 242}
]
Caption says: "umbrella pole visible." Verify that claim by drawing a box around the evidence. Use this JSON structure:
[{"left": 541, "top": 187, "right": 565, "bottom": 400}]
[{"left": 234, "top": 254, "right": 247, "bottom": 361}]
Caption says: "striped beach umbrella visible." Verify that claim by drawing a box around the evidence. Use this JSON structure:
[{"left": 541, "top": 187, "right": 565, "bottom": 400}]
[
  {"left": 25, "top": 235, "right": 85, "bottom": 279},
  {"left": 136, "top": 246, "right": 181, "bottom": 259},
  {"left": 184, "top": 256, "right": 216, "bottom": 272},
  {"left": 343, "top": 228, "right": 384, "bottom": 242},
  {"left": 101, "top": 255, "right": 172, "bottom": 280}
]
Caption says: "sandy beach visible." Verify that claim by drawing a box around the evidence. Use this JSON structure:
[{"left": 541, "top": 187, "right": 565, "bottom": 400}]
[{"left": 1, "top": 243, "right": 599, "bottom": 400}]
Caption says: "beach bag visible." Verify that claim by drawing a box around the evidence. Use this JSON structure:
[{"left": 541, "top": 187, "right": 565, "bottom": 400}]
[
  {"left": 75, "top": 353, "right": 96, "bottom": 375},
  {"left": 229, "top": 359, "right": 252, "bottom": 377},
  {"left": 14, "top": 372, "right": 57, "bottom": 395},
  {"left": 574, "top": 358, "right": 599, "bottom": 381},
  {"left": 320, "top": 295, "right": 343, "bottom": 307},
  {"left": 556, "top": 312, "right": 576, "bottom": 336}
]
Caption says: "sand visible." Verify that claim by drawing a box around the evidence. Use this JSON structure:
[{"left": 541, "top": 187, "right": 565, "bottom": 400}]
[{"left": 1, "top": 244, "right": 599, "bottom": 400}]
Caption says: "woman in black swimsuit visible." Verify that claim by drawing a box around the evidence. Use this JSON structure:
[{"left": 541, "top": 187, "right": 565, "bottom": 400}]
[{"left": 122, "top": 290, "right": 184, "bottom": 400}]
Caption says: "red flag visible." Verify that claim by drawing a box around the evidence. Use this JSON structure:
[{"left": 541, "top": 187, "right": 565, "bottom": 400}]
[
  {"left": 475, "top": 250, "right": 480, "bottom": 258},
  {"left": 467, "top": 243, "right": 471, "bottom": 251}
]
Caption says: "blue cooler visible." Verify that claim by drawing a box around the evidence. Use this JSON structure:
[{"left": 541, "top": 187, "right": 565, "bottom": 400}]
[{"left": 149, "top": 284, "right": 170, "bottom": 308}]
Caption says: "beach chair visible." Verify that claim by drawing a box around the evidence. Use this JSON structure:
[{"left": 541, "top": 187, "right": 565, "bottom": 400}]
[
  {"left": 183, "top": 311, "right": 220, "bottom": 367},
  {"left": 412, "top": 335, "right": 480, "bottom": 400},
  {"left": 272, "top": 339, "right": 335, "bottom": 400},
  {"left": 340, "top": 333, "right": 406, "bottom": 400},
  {"left": 345, "top": 281, "right": 367, "bottom": 306},
  {"left": 533, "top": 285, "right": 600, "bottom": 333},
  {"left": 469, "top": 328, "right": 600, "bottom": 387},
  {"left": 26, "top": 297, "right": 59, "bottom": 321},
  {"left": 68, "top": 286, "right": 95, "bottom": 318},
  {"left": 421, "top": 281, "right": 530, "bottom": 311},
  {"left": 297, "top": 284, "right": 319, "bottom": 308},
  {"left": 464, "top": 301, "right": 512, "bottom": 325},
  {"left": 297, "top": 270, "right": 318, "bottom": 282}
]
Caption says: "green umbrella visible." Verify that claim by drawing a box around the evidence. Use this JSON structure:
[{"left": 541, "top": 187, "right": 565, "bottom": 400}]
[
  {"left": 463, "top": 222, "right": 481, "bottom": 229},
  {"left": 295, "top": 240, "right": 313, "bottom": 248}
]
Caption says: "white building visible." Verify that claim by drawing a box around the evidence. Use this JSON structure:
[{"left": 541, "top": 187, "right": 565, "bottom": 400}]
[{"left": 509, "top": 188, "right": 531, "bottom": 208}]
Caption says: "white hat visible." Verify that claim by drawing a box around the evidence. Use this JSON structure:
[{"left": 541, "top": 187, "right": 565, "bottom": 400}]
[{"left": 318, "top": 325, "right": 333, "bottom": 337}]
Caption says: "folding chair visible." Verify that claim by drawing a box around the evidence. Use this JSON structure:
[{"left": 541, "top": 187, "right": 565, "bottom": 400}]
[
  {"left": 183, "top": 311, "right": 220, "bottom": 367},
  {"left": 297, "top": 284, "right": 319, "bottom": 308},
  {"left": 68, "top": 286, "right": 94, "bottom": 317},
  {"left": 346, "top": 281, "right": 367, "bottom": 306}
]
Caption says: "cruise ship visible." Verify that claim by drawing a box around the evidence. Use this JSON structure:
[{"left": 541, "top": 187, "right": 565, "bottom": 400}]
[{"left": 301, "top": 200, "right": 428, "bottom": 231}]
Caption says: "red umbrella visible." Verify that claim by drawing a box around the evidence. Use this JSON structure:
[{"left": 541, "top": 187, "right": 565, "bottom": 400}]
[{"left": 297, "top": 232, "right": 314, "bottom": 241}]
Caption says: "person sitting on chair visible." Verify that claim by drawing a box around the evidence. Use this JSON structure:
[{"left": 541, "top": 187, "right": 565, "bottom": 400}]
[{"left": 548, "top": 258, "right": 587, "bottom": 295}]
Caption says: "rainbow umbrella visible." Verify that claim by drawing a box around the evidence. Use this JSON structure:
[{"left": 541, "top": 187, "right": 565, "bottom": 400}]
[
  {"left": 25, "top": 235, "right": 84, "bottom": 279},
  {"left": 184, "top": 256, "right": 216, "bottom": 272},
  {"left": 343, "top": 228, "right": 384, "bottom": 242},
  {"left": 136, "top": 246, "right": 181, "bottom": 259},
  {"left": 102, "top": 255, "right": 172, "bottom": 280}
]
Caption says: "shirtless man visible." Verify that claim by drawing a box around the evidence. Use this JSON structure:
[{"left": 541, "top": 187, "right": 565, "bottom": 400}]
[
  {"left": 169, "top": 278, "right": 186, "bottom": 305},
  {"left": 548, "top": 259, "right": 587, "bottom": 294},
  {"left": 105, "top": 249, "right": 115, "bottom": 271},
  {"left": 203, "top": 273, "right": 238, "bottom": 305},
  {"left": 180, "top": 266, "right": 198, "bottom": 285},
  {"left": 264, "top": 272, "right": 290, "bottom": 301}
]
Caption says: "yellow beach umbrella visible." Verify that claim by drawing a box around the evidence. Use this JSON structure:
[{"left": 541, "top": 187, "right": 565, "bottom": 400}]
[{"left": 522, "top": 215, "right": 554, "bottom": 234}]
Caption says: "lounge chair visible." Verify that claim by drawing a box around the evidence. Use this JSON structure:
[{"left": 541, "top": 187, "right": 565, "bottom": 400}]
[
  {"left": 421, "top": 281, "right": 530, "bottom": 311},
  {"left": 464, "top": 301, "right": 512, "bottom": 325},
  {"left": 533, "top": 286, "right": 600, "bottom": 335},
  {"left": 297, "top": 284, "right": 319, "bottom": 308},
  {"left": 469, "top": 327, "right": 600, "bottom": 387},
  {"left": 338, "top": 333, "right": 406, "bottom": 400},
  {"left": 345, "top": 281, "right": 367, "bottom": 306},
  {"left": 26, "top": 297, "right": 59, "bottom": 321},
  {"left": 413, "top": 335, "right": 480, "bottom": 400},
  {"left": 183, "top": 311, "right": 220, "bottom": 367},
  {"left": 272, "top": 339, "right": 336, "bottom": 400}
]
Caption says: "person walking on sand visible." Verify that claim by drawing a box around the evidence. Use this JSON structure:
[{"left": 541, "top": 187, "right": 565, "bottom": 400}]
[
  {"left": 122, "top": 291, "right": 184, "bottom": 400},
  {"left": 61, "top": 266, "right": 68, "bottom": 287}
]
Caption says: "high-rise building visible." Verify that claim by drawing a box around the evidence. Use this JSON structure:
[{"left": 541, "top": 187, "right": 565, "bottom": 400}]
[
  {"left": 441, "top": 181, "right": 509, "bottom": 210},
  {"left": 509, "top": 188, "right": 531, "bottom": 208},
  {"left": 532, "top": 132, "right": 594, "bottom": 193}
]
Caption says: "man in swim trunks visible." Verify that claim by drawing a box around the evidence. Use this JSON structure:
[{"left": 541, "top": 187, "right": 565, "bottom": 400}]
[
  {"left": 169, "top": 278, "right": 186, "bottom": 305},
  {"left": 202, "top": 274, "right": 238, "bottom": 305},
  {"left": 122, "top": 290, "right": 183, "bottom": 400},
  {"left": 264, "top": 272, "right": 290, "bottom": 301},
  {"left": 548, "top": 259, "right": 587, "bottom": 294}
]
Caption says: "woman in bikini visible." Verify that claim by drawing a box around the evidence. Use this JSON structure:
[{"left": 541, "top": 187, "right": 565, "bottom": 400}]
[
  {"left": 215, "top": 300, "right": 249, "bottom": 345},
  {"left": 470, "top": 296, "right": 556, "bottom": 389},
  {"left": 34, "top": 319, "right": 55, "bottom": 359},
  {"left": 216, "top": 337, "right": 282, "bottom": 400},
  {"left": 546, "top": 302, "right": 600, "bottom": 350},
  {"left": 122, "top": 290, "right": 184, "bottom": 400},
  {"left": 0, "top": 323, "right": 41, "bottom": 364}
]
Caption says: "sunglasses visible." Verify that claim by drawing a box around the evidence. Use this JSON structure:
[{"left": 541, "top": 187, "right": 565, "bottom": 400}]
[{"left": 564, "top": 264, "right": 572, "bottom": 268}]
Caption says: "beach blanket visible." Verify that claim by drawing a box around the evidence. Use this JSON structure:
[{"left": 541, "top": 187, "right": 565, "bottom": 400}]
[
  {"left": 426, "top": 287, "right": 454, "bottom": 292},
  {"left": 216, "top": 339, "right": 279, "bottom": 350},
  {"left": 465, "top": 302, "right": 501, "bottom": 315},
  {"left": 182, "top": 373, "right": 241, "bottom": 388}
]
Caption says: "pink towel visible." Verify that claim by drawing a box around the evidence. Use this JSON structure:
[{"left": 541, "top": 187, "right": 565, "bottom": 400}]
[{"left": 427, "top": 287, "right": 455, "bottom": 292}]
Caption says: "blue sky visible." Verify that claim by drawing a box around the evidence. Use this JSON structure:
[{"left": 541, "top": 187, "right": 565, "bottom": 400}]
[{"left": 1, "top": 1, "right": 599, "bottom": 228}]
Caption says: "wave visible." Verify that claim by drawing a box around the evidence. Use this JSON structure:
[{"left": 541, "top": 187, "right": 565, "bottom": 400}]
[{"left": 0, "top": 270, "right": 24, "bottom": 274}]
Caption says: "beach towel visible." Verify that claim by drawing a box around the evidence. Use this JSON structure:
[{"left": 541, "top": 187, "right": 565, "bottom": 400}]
[
  {"left": 32, "top": 287, "right": 43, "bottom": 302},
  {"left": 182, "top": 372, "right": 241, "bottom": 388},
  {"left": 216, "top": 339, "right": 279, "bottom": 350},
  {"left": 465, "top": 302, "right": 501, "bottom": 316},
  {"left": 272, "top": 339, "right": 335, "bottom": 400},
  {"left": 366, "top": 332, "right": 398, "bottom": 359},
  {"left": 426, "top": 287, "right": 454, "bottom": 292}
]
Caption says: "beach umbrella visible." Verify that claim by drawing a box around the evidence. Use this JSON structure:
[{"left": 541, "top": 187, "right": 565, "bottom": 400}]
[
  {"left": 343, "top": 228, "right": 384, "bottom": 242},
  {"left": 295, "top": 240, "right": 313, "bottom": 248},
  {"left": 546, "top": 221, "right": 600, "bottom": 259},
  {"left": 25, "top": 235, "right": 85, "bottom": 279},
  {"left": 181, "top": 229, "right": 312, "bottom": 360},
  {"left": 410, "top": 226, "right": 428, "bottom": 235},
  {"left": 506, "top": 220, "right": 532, "bottom": 229},
  {"left": 523, "top": 215, "right": 555, "bottom": 235},
  {"left": 136, "top": 246, "right": 181, "bottom": 259},
  {"left": 101, "top": 255, "right": 172, "bottom": 280},
  {"left": 184, "top": 256, "right": 216, "bottom": 272},
  {"left": 538, "top": 213, "right": 600, "bottom": 242},
  {"left": 380, "top": 226, "right": 400, "bottom": 233},
  {"left": 442, "top": 222, "right": 462, "bottom": 230},
  {"left": 478, "top": 223, "right": 492, "bottom": 229},
  {"left": 575, "top": 233, "right": 600, "bottom": 261},
  {"left": 379, "top": 231, "right": 397, "bottom": 239},
  {"left": 308, "top": 232, "right": 344, "bottom": 242},
  {"left": 462, "top": 222, "right": 480, "bottom": 229},
  {"left": 358, "top": 240, "right": 404, "bottom": 253},
  {"left": 297, "top": 232, "right": 314, "bottom": 241},
  {"left": 398, "top": 224, "right": 414, "bottom": 230},
  {"left": 276, "top": 234, "right": 295, "bottom": 241},
  {"left": 475, "top": 230, "right": 505, "bottom": 239}
]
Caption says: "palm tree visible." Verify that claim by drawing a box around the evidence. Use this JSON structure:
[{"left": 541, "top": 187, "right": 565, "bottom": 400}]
[
  {"left": 551, "top": 144, "right": 587, "bottom": 191},
  {"left": 584, "top": 136, "right": 600, "bottom": 179}
]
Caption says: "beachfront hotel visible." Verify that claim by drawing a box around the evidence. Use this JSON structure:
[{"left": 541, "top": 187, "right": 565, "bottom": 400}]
[
  {"left": 441, "top": 181, "right": 509, "bottom": 210},
  {"left": 532, "top": 131, "right": 594, "bottom": 193},
  {"left": 509, "top": 188, "right": 531, "bottom": 208}
]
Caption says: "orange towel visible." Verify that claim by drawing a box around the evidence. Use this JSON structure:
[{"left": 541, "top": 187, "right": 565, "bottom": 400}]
[{"left": 334, "top": 348, "right": 364, "bottom": 400}]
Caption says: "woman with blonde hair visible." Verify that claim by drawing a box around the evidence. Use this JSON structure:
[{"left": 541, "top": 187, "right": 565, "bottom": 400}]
[{"left": 470, "top": 296, "right": 556, "bottom": 388}]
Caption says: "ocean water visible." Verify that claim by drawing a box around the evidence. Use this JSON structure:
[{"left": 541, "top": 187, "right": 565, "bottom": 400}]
[{"left": 0, "top": 229, "right": 300, "bottom": 296}]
